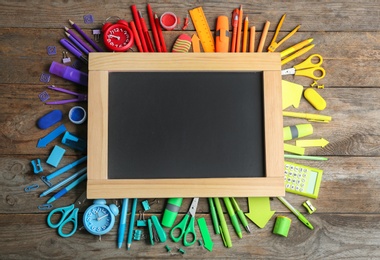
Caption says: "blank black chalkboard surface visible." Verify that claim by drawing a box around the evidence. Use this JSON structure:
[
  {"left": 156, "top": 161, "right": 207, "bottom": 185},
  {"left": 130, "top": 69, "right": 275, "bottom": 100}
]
[{"left": 87, "top": 53, "right": 284, "bottom": 199}]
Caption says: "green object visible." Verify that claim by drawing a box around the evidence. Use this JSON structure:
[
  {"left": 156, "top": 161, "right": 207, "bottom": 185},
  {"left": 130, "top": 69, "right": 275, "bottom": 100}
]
[
  {"left": 284, "top": 161, "right": 324, "bottom": 199},
  {"left": 283, "top": 123, "right": 313, "bottom": 141},
  {"left": 214, "top": 198, "right": 232, "bottom": 248},
  {"left": 273, "top": 216, "right": 292, "bottom": 237},
  {"left": 230, "top": 198, "right": 250, "bottom": 233},
  {"left": 245, "top": 197, "right": 275, "bottom": 229},
  {"left": 178, "top": 248, "right": 186, "bottom": 254},
  {"left": 284, "top": 154, "right": 328, "bottom": 161},
  {"left": 151, "top": 215, "right": 167, "bottom": 242},
  {"left": 161, "top": 198, "right": 183, "bottom": 228},
  {"left": 303, "top": 200, "right": 317, "bottom": 214},
  {"left": 208, "top": 198, "right": 220, "bottom": 234},
  {"left": 223, "top": 198, "right": 242, "bottom": 238},
  {"left": 277, "top": 197, "right": 314, "bottom": 230},
  {"left": 148, "top": 218, "right": 154, "bottom": 245},
  {"left": 165, "top": 245, "right": 171, "bottom": 252},
  {"left": 197, "top": 217, "right": 214, "bottom": 252}
]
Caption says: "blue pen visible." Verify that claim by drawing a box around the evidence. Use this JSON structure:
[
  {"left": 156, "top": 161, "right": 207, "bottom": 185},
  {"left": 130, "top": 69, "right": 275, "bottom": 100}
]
[
  {"left": 46, "top": 173, "right": 87, "bottom": 204},
  {"left": 118, "top": 198, "right": 129, "bottom": 248},
  {"left": 127, "top": 198, "right": 138, "bottom": 250},
  {"left": 39, "top": 167, "right": 86, "bottom": 197}
]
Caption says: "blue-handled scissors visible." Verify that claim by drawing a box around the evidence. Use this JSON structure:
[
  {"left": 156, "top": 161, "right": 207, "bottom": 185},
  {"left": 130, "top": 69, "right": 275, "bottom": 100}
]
[
  {"left": 170, "top": 198, "right": 199, "bottom": 246},
  {"left": 281, "top": 54, "right": 326, "bottom": 80},
  {"left": 47, "top": 192, "right": 87, "bottom": 238}
]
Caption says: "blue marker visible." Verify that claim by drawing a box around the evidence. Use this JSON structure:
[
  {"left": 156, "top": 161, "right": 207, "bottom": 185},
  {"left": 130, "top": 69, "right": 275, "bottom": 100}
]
[
  {"left": 46, "top": 173, "right": 87, "bottom": 204},
  {"left": 127, "top": 198, "right": 138, "bottom": 250},
  {"left": 118, "top": 198, "right": 129, "bottom": 248}
]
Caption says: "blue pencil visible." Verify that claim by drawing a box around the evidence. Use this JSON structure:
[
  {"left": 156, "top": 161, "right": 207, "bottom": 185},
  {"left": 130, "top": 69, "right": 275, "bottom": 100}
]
[
  {"left": 118, "top": 198, "right": 129, "bottom": 248},
  {"left": 127, "top": 198, "right": 138, "bottom": 250},
  {"left": 46, "top": 173, "right": 87, "bottom": 204}
]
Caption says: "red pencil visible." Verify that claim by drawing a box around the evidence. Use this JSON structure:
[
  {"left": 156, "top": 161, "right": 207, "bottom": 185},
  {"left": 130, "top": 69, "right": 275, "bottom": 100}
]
[
  {"left": 147, "top": 4, "right": 161, "bottom": 52},
  {"left": 155, "top": 13, "right": 167, "bottom": 52},
  {"left": 131, "top": 5, "right": 148, "bottom": 52},
  {"left": 139, "top": 11, "right": 155, "bottom": 52},
  {"left": 130, "top": 21, "right": 143, "bottom": 52},
  {"left": 230, "top": 9, "right": 239, "bottom": 52}
]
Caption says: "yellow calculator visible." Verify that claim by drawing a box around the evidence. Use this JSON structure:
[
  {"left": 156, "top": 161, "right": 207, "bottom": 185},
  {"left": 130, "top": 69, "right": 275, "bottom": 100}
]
[{"left": 284, "top": 161, "right": 323, "bottom": 199}]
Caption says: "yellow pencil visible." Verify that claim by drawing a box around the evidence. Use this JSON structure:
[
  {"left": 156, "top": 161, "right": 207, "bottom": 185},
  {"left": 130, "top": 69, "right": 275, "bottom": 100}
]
[
  {"left": 242, "top": 17, "right": 249, "bottom": 52},
  {"left": 249, "top": 26, "right": 255, "bottom": 52}
]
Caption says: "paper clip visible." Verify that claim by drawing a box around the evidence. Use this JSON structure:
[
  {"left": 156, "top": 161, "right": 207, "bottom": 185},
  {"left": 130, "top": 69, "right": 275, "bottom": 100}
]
[
  {"left": 38, "top": 203, "right": 53, "bottom": 210},
  {"left": 24, "top": 184, "right": 39, "bottom": 192},
  {"left": 31, "top": 159, "right": 43, "bottom": 174}
]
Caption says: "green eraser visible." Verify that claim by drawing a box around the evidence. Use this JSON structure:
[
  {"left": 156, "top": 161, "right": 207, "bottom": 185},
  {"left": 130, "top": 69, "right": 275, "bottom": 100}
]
[{"left": 161, "top": 198, "right": 183, "bottom": 228}]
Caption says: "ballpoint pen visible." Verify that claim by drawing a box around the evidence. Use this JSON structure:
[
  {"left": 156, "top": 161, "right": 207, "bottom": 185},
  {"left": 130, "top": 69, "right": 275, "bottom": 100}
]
[
  {"left": 214, "top": 198, "right": 232, "bottom": 248},
  {"left": 281, "top": 38, "right": 314, "bottom": 58},
  {"left": 208, "top": 198, "right": 220, "bottom": 234},
  {"left": 277, "top": 197, "right": 314, "bottom": 230},
  {"left": 281, "top": 44, "right": 315, "bottom": 66},
  {"left": 282, "top": 111, "right": 332, "bottom": 123},
  {"left": 46, "top": 173, "right": 87, "bottom": 204},
  {"left": 223, "top": 198, "right": 242, "bottom": 238},
  {"left": 230, "top": 197, "right": 250, "bottom": 233},
  {"left": 65, "top": 32, "right": 90, "bottom": 55},
  {"left": 118, "top": 198, "right": 129, "bottom": 248},
  {"left": 131, "top": 5, "right": 148, "bottom": 52}
]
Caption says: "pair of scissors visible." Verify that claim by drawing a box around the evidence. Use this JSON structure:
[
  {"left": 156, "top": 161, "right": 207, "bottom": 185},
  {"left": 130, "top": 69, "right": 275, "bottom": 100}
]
[
  {"left": 47, "top": 192, "right": 87, "bottom": 238},
  {"left": 281, "top": 54, "right": 326, "bottom": 80},
  {"left": 170, "top": 198, "right": 199, "bottom": 246}
]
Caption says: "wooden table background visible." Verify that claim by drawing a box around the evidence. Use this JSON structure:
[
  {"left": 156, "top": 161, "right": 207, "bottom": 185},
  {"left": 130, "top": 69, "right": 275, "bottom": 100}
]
[{"left": 1, "top": 1, "right": 380, "bottom": 259}]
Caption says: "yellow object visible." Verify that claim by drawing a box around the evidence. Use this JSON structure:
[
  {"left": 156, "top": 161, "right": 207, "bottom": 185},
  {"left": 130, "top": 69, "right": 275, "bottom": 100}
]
[
  {"left": 304, "top": 88, "right": 326, "bottom": 110},
  {"left": 283, "top": 111, "right": 331, "bottom": 123},
  {"left": 284, "top": 143, "right": 305, "bottom": 155},
  {"left": 303, "top": 200, "right": 317, "bottom": 214},
  {"left": 282, "top": 54, "right": 326, "bottom": 80},
  {"left": 283, "top": 123, "right": 313, "bottom": 141},
  {"left": 245, "top": 197, "right": 275, "bottom": 229},
  {"left": 268, "top": 14, "right": 301, "bottom": 52},
  {"left": 296, "top": 138, "right": 329, "bottom": 148},
  {"left": 282, "top": 80, "right": 303, "bottom": 110},
  {"left": 280, "top": 38, "right": 313, "bottom": 58},
  {"left": 191, "top": 34, "right": 201, "bottom": 52},
  {"left": 189, "top": 7, "right": 215, "bottom": 52},
  {"left": 281, "top": 44, "right": 315, "bottom": 66}
]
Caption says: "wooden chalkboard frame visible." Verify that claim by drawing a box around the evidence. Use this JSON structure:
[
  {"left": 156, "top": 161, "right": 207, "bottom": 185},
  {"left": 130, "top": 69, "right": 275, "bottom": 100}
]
[{"left": 87, "top": 53, "right": 284, "bottom": 199}]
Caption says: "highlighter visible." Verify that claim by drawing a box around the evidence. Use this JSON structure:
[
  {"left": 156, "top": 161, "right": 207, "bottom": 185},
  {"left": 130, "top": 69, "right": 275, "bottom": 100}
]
[
  {"left": 215, "top": 16, "right": 229, "bottom": 52},
  {"left": 283, "top": 123, "right": 313, "bottom": 141},
  {"left": 49, "top": 61, "right": 88, "bottom": 86},
  {"left": 161, "top": 198, "right": 183, "bottom": 228}
]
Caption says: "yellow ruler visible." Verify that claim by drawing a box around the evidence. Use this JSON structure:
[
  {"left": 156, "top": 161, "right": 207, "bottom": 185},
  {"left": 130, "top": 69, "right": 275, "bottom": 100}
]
[{"left": 189, "top": 7, "right": 215, "bottom": 52}]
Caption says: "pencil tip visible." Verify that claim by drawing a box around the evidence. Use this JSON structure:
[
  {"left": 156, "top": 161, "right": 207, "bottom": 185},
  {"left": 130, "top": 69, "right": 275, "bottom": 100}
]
[
  {"left": 69, "top": 19, "right": 74, "bottom": 25},
  {"left": 64, "top": 26, "right": 69, "bottom": 31}
]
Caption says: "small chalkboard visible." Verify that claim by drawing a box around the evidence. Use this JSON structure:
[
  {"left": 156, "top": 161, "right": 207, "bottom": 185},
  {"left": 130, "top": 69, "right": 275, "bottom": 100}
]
[{"left": 87, "top": 53, "right": 284, "bottom": 198}]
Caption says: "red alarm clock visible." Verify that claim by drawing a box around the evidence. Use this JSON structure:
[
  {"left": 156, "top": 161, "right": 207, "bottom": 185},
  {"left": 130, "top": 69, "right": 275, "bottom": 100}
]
[{"left": 102, "top": 19, "right": 134, "bottom": 52}]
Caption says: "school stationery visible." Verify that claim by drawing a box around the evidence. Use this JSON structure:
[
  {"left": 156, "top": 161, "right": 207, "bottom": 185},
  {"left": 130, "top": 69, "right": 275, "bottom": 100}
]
[
  {"left": 49, "top": 61, "right": 88, "bottom": 86},
  {"left": 283, "top": 124, "right": 313, "bottom": 141},
  {"left": 37, "top": 110, "right": 63, "bottom": 129},
  {"left": 64, "top": 26, "right": 93, "bottom": 53},
  {"left": 46, "top": 173, "right": 87, "bottom": 204},
  {"left": 281, "top": 44, "right": 315, "bottom": 66},
  {"left": 230, "top": 8, "right": 239, "bottom": 52},
  {"left": 59, "top": 39, "right": 88, "bottom": 64},
  {"left": 61, "top": 131, "right": 87, "bottom": 152},
  {"left": 245, "top": 197, "right": 275, "bottom": 229},
  {"left": 208, "top": 198, "right": 220, "bottom": 234},
  {"left": 215, "top": 16, "right": 229, "bottom": 52},
  {"left": 131, "top": 5, "right": 148, "bottom": 52},
  {"left": 284, "top": 143, "right": 305, "bottom": 155},
  {"left": 191, "top": 34, "right": 201, "bottom": 52},
  {"left": 268, "top": 14, "right": 301, "bottom": 52},
  {"left": 272, "top": 216, "right": 292, "bottom": 237},
  {"left": 45, "top": 85, "right": 87, "bottom": 105},
  {"left": 170, "top": 198, "right": 199, "bottom": 246},
  {"left": 83, "top": 199, "right": 119, "bottom": 236},
  {"left": 282, "top": 111, "right": 332, "bottom": 123},
  {"left": 65, "top": 32, "right": 90, "bottom": 55},
  {"left": 296, "top": 138, "right": 329, "bottom": 148},
  {"left": 197, "top": 217, "right": 214, "bottom": 252},
  {"left": 280, "top": 38, "right": 313, "bottom": 58},
  {"left": 235, "top": 5, "right": 243, "bottom": 52},
  {"left": 37, "top": 124, "right": 66, "bottom": 148},
  {"left": 189, "top": 7, "right": 215, "bottom": 52},
  {"left": 129, "top": 21, "right": 143, "bottom": 52},
  {"left": 139, "top": 11, "right": 154, "bottom": 52},
  {"left": 154, "top": 14, "right": 167, "bottom": 52},
  {"left": 147, "top": 4, "right": 161, "bottom": 52},
  {"left": 223, "top": 198, "right": 242, "bottom": 238},
  {"left": 282, "top": 54, "right": 326, "bottom": 80},
  {"left": 304, "top": 87, "right": 327, "bottom": 110},
  {"left": 230, "top": 198, "right": 250, "bottom": 233},
  {"left": 303, "top": 200, "right": 317, "bottom": 214},
  {"left": 277, "top": 197, "right": 314, "bottom": 230},
  {"left": 102, "top": 19, "right": 134, "bottom": 52},
  {"left": 118, "top": 198, "right": 129, "bottom": 248},
  {"left": 47, "top": 192, "right": 86, "bottom": 238},
  {"left": 46, "top": 145, "right": 66, "bottom": 167},
  {"left": 284, "top": 154, "right": 328, "bottom": 161},
  {"left": 242, "top": 16, "right": 249, "bottom": 52},
  {"left": 160, "top": 12, "right": 178, "bottom": 31},
  {"left": 257, "top": 21, "right": 270, "bottom": 52},
  {"left": 249, "top": 26, "right": 255, "bottom": 52},
  {"left": 68, "top": 106, "right": 86, "bottom": 125},
  {"left": 151, "top": 215, "right": 167, "bottom": 242},
  {"left": 162, "top": 198, "right": 183, "bottom": 228},
  {"left": 127, "top": 198, "right": 138, "bottom": 250},
  {"left": 284, "top": 161, "right": 323, "bottom": 199},
  {"left": 282, "top": 80, "right": 303, "bottom": 110},
  {"left": 214, "top": 198, "right": 232, "bottom": 247},
  {"left": 31, "top": 159, "right": 43, "bottom": 174},
  {"left": 172, "top": 34, "right": 192, "bottom": 52},
  {"left": 69, "top": 19, "right": 103, "bottom": 52}
]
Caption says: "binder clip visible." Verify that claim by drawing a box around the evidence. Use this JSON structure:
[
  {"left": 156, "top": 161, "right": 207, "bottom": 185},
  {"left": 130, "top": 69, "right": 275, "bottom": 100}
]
[
  {"left": 31, "top": 159, "right": 43, "bottom": 174},
  {"left": 142, "top": 200, "right": 151, "bottom": 211},
  {"left": 133, "top": 229, "right": 142, "bottom": 241},
  {"left": 137, "top": 211, "right": 147, "bottom": 227}
]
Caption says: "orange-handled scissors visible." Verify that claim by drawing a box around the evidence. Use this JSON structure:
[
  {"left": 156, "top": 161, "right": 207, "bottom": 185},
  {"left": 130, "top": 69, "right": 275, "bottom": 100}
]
[{"left": 281, "top": 54, "right": 326, "bottom": 80}]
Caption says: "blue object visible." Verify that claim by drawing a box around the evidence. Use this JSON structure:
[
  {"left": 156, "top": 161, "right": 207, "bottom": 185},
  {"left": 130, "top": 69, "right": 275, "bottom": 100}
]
[
  {"left": 38, "top": 91, "right": 50, "bottom": 102},
  {"left": 37, "top": 110, "right": 63, "bottom": 130},
  {"left": 69, "top": 106, "right": 86, "bottom": 124},
  {"left": 142, "top": 200, "right": 150, "bottom": 211},
  {"left": 46, "top": 145, "right": 66, "bottom": 167},
  {"left": 137, "top": 219, "right": 147, "bottom": 227},
  {"left": 118, "top": 198, "right": 129, "bottom": 248},
  {"left": 31, "top": 159, "right": 43, "bottom": 174},
  {"left": 46, "top": 173, "right": 87, "bottom": 204},
  {"left": 37, "top": 124, "right": 66, "bottom": 148},
  {"left": 83, "top": 200, "right": 119, "bottom": 236},
  {"left": 47, "top": 46, "right": 57, "bottom": 55},
  {"left": 38, "top": 204, "right": 53, "bottom": 210},
  {"left": 40, "top": 73, "right": 51, "bottom": 83},
  {"left": 61, "top": 131, "right": 87, "bottom": 152},
  {"left": 24, "top": 184, "right": 39, "bottom": 192},
  {"left": 127, "top": 198, "right": 138, "bottom": 250},
  {"left": 133, "top": 230, "right": 142, "bottom": 241}
]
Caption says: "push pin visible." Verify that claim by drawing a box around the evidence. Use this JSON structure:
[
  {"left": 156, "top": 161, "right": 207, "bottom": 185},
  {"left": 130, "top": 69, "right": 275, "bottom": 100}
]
[
  {"left": 31, "top": 159, "right": 43, "bottom": 174},
  {"left": 165, "top": 245, "right": 172, "bottom": 253},
  {"left": 178, "top": 248, "right": 186, "bottom": 254},
  {"left": 62, "top": 51, "right": 71, "bottom": 64},
  {"left": 310, "top": 81, "right": 318, "bottom": 88},
  {"left": 317, "top": 84, "right": 325, "bottom": 89}
]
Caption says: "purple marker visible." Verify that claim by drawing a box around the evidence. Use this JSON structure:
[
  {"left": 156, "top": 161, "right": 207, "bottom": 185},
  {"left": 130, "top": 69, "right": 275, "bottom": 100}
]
[
  {"left": 64, "top": 26, "right": 93, "bottom": 53},
  {"left": 49, "top": 61, "right": 88, "bottom": 86},
  {"left": 69, "top": 19, "right": 103, "bottom": 52}
]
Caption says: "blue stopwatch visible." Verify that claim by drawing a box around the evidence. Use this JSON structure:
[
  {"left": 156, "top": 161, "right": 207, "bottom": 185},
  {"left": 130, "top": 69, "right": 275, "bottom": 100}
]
[{"left": 83, "top": 199, "right": 119, "bottom": 236}]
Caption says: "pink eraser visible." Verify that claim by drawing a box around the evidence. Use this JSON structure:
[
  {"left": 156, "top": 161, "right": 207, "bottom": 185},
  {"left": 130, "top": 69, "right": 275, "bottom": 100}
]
[{"left": 172, "top": 34, "right": 192, "bottom": 53}]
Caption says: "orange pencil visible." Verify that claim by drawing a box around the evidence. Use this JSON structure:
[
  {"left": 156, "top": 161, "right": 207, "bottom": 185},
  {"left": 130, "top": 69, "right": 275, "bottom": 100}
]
[
  {"left": 242, "top": 16, "right": 249, "bottom": 52},
  {"left": 257, "top": 21, "right": 270, "bottom": 52},
  {"left": 249, "top": 26, "right": 255, "bottom": 52},
  {"left": 230, "top": 9, "right": 239, "bottom": 52},
  {"left": 235, "top": 5, "right": 243, "bottom": 52}
]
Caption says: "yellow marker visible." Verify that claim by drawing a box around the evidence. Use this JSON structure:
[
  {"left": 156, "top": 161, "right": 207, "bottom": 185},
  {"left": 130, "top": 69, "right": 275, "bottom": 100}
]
[
  {"left": 296, "top": 138, "right": 329, "bottom": 148},
  {"left": 283, "top": 111, "right": 331, "bottom": 123},
  {"left": 191, "top": 34, "right": 201, "bottom": 52},
  {"left": 283, "top": 123, "right": 313, "bottom": 141},
  {"left": 284, "top": 143, "right": 305, "bottom": 155},
  {"left": 280, "top": 38, "right": 313, "bottom": 58},
  {"left": 281, "top": 44, "right": 315, "bottom": 66}
]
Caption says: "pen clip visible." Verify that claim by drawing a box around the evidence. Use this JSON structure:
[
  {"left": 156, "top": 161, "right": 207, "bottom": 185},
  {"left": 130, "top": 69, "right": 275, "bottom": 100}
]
[
  {"left": 219, "top": 225, "right": 227, "bottom": 247},
  {"left": 308, "top": 119, "right": 330, "bottom": 123}
]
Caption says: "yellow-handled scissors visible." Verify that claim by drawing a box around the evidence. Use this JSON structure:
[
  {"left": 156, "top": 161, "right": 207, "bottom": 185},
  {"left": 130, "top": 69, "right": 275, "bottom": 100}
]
[{"left": 281, "top": 54, "right": 326, "bottom": 80}]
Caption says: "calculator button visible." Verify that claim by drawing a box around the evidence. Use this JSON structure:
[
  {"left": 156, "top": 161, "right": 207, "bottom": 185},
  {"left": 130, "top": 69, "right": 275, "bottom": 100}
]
[
  {"left": 291, "top": 185, "right": 295, "bottom": 189},
  {"left": 285, "top": 170, "right": 288, "bottom": 175},
  {"left": 286, "top": 184, "right": 290, "bottom": 188},
  {"left": 295, "top": 167, "right": 299, "bottom": 172}
]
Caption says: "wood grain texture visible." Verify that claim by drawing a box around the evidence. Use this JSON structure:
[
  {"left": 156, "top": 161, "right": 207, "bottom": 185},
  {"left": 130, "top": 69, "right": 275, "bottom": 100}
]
[{"left": 1, "top": 0, "right": 379, "bottom": 259}]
